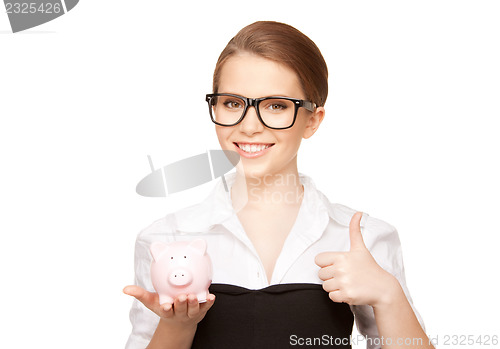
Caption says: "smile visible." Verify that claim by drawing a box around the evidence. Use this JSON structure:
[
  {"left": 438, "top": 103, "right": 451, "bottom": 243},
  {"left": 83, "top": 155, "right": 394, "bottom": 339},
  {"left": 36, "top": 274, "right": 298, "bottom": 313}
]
[{"left": 233, "top": 142, "right": 275, "bottom": 158}]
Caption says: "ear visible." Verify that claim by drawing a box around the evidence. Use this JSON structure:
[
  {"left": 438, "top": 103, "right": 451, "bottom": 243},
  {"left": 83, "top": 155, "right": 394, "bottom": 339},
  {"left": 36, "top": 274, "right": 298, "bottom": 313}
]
[
  {"left": 188, "top": 239, "right": 207, "bottom": 255},
  {"left": 150, "top": 241, "right": 169, "bottom": 262},
  {"left": 303, "top": 106, "right": 325, "bottom": 139}
]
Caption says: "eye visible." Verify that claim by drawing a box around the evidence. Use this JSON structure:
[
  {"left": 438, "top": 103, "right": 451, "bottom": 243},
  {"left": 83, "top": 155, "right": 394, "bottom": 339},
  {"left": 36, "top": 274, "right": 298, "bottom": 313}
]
[
  {"left": 170, "top": 256, "right": 173, "bottom": 259},
  {"left": 184, "top": 256, "right": 187, "bottom": 258},
  {"left": 264, "top": 102, "right": 288, "bottom": 112},
  {"left": 223, "top": 99, "right": 243, "bottom": 109}
]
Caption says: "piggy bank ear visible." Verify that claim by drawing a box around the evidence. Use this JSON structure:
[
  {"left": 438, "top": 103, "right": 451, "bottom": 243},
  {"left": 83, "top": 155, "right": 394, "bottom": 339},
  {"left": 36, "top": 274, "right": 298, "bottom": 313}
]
[
  {"left": 150, "top": 242, "right": 169, "bottom": 262},
  {"left": 188, "top": 239, "right": 207, "bottom": 255}
]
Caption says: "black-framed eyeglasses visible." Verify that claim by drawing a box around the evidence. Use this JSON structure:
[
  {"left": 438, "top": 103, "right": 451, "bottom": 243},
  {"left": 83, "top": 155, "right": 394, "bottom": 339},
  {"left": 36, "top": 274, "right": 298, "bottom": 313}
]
[{"left": 205, "top": 93, "right": 316, "bottom": 130}]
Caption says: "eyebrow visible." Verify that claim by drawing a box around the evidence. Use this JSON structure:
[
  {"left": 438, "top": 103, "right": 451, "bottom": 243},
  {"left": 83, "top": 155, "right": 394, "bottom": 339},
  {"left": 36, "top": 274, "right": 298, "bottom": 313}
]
[{"left": 219, "top": 92, "right": 297, "bottom": 98}]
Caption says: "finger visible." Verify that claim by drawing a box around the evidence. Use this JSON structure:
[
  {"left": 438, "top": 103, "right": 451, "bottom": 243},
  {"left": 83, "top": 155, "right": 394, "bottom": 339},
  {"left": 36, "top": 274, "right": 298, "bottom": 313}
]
[
  {"left": 123, "top": 285, "right": 144, "bottom": 298},
  {"left": 349, "top": 211, "right": 366, "bottom": 251},
  {"left": 322, "top": 278, "right": 340, "bottom": 293},
  {"left": 124, "top": 285, "right": 170, "bottom": 317},
  {"left": 123, "top": 285, "right": 158, "bottom": 307},
  {"left": 173, "top": 294, "right": 188, "bottom": 317},
  {"left": 328, "top": 290, "right": 345, "bottom": 303},
  {"left": 318, "top": 265, "right": 336, "bottom": 281},
  {"left": 199, "top": 293, "right": 216, "bottom": 313},
  {"left": 315, "top": 251, "right": 342, "bottom": 268},
  {"left": 160, "top": 302, "right": 175, "bottom": 318},
  {"left": 186, "top": 294, "right": 200, "bottom": 318}
]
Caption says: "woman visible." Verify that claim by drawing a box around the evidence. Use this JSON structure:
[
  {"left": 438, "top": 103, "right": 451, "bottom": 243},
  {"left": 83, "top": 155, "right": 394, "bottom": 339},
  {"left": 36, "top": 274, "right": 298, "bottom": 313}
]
[{"left": 124, "top": 21, "right": 433, "bottom": 349}]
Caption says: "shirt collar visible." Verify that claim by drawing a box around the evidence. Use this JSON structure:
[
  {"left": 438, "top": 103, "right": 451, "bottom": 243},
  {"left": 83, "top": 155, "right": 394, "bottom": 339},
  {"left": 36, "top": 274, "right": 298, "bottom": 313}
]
[{"left": 172, "top": 171, "right": 367, "bottom": 234}]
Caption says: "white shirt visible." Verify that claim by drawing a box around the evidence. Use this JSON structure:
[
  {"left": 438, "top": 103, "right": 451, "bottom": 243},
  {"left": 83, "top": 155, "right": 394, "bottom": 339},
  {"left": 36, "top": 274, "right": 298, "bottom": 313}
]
[{"left": 125, "top": 171, "right": 425, "bottom": 349}]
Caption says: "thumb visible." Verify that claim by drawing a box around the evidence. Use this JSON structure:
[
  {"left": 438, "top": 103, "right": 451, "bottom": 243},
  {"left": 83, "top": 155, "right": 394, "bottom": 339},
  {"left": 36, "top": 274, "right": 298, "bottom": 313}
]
[
  {"left": 123, "top": 285, "right": 157, "bottom": 305},
  {"left": 349, "top": 211, "right": 366, "bottom": 250}
]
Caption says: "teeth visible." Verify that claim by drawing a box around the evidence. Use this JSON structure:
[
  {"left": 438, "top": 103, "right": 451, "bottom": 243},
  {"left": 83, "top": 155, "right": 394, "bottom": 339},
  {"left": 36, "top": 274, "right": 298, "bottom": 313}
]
[{"left": 237, "top": 143, "right": 271, "bottom": 153}]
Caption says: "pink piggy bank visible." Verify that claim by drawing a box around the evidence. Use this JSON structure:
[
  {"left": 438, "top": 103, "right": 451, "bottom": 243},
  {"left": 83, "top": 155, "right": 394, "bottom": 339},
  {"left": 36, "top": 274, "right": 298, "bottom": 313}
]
[{"left": 150, "top": 239, "right": 212, "bottom": 305}]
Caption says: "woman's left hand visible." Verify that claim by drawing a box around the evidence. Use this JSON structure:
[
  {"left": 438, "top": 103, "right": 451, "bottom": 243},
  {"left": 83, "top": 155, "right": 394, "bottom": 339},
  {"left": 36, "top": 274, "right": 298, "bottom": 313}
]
[{"left": 315, "top": 211, "right": 400, "bottom": 307}]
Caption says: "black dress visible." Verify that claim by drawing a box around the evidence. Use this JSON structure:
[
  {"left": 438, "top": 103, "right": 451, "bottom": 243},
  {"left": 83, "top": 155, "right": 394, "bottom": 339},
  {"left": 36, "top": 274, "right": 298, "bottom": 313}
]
[{"left": 191, "top": 283, "right": 354, "bottom": 348}]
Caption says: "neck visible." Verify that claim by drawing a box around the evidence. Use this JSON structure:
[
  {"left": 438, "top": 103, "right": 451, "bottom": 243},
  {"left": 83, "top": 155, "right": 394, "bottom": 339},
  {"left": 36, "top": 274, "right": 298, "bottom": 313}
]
[{"left": 230, "top": 167, "right": 304, "bottom": 211}]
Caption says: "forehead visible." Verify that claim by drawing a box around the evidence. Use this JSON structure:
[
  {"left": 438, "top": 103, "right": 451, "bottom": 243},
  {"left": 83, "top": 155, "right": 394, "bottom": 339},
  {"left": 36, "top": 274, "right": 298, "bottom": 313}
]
[{"left": 218, "top": 53, "right": 304, "bottom": 99}]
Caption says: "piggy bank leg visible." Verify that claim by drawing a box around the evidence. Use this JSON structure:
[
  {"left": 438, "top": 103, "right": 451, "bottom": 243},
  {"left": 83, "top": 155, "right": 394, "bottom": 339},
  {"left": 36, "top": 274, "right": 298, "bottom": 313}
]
[
  {"left": 159, "top": 295, "right": 174, "bottom": 305},
  {"left": 196, "top": 291, "right": 208, "bottom": 303}
]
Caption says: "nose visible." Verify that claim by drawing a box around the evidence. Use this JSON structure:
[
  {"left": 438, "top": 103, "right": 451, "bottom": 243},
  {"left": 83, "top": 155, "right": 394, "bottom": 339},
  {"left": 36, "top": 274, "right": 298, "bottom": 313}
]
[
  {"left": 168, "top": 268, "right": 193, "bottom": 287},
  {"left": 239, "top": 105, "right": 264, "bottom": 134}
]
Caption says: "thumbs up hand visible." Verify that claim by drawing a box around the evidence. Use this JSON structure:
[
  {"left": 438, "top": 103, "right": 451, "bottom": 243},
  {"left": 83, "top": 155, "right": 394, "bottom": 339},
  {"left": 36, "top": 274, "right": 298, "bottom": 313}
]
[{"left": 315, "top": 212, "right": 399, "bottom": 307}]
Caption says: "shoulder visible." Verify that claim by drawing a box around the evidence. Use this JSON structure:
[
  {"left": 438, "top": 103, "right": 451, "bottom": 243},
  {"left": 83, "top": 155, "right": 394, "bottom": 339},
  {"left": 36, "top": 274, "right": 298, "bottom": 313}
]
[
  {"left": 320, "top": 201, "right": 405, "bottom": 281},
  {"left": 303, "top": 173, "right": 400, "bottom": 244},
  {"left": 135, "top": 194, "right": 219, "bottom": 244},
  {"left": 320, "top": 195, "right": 400, "bottom": 249},
  {"left": 317, "top": 189, "right": 398, "bottom": 236},
  {"left": 136, "top": 213, "right": 177, "bottom": 246}
]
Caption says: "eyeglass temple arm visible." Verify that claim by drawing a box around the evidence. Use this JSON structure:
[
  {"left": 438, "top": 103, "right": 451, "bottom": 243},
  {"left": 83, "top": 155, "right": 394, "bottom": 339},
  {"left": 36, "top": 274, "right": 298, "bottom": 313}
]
[{"left": 303, "top": 100, "right": 316, "bottom": 112}]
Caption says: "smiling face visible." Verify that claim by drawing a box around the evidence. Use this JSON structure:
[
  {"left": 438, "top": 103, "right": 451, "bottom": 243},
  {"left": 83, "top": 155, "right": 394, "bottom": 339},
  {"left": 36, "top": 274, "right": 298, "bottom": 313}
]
[{"left": 215, "top": 52, "right": 325, "bottom": 180}]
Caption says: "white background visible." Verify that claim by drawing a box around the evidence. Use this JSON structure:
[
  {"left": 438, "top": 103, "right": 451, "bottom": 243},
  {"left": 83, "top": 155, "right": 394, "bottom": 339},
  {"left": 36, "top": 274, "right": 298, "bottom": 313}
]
[{"left": 1, "top": 1, "right": 499, "bottom": 348}]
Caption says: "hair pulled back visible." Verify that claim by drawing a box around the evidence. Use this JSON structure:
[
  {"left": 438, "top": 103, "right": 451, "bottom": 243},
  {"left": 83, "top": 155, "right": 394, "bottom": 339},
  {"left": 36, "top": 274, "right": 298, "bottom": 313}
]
[{"left": 212, "top": 21, "right": 328, "bottom": 107}]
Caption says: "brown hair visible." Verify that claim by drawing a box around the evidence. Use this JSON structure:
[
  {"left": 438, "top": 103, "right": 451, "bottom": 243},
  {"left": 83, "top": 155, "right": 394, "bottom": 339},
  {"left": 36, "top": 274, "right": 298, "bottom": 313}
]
[{"left": 212, "top": 21, "right": 328, "bottom": 107}]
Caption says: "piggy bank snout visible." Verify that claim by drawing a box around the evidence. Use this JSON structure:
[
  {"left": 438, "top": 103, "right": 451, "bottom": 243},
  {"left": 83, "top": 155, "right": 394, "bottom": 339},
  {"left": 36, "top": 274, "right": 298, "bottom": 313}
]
[{"left": 168, "top": 268, "right": 193, "bottom": 287}]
